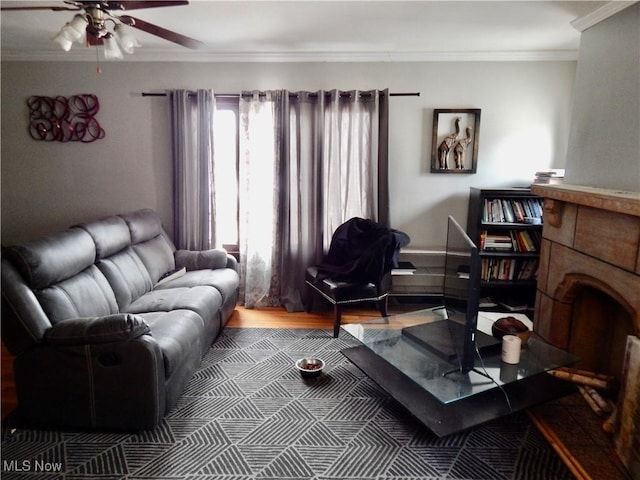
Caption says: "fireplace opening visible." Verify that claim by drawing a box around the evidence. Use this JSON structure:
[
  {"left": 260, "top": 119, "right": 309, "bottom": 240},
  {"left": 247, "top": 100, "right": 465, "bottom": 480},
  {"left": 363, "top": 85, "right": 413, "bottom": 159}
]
[{"left": 569, "top": 286, "right": 635, "bottom": 383}]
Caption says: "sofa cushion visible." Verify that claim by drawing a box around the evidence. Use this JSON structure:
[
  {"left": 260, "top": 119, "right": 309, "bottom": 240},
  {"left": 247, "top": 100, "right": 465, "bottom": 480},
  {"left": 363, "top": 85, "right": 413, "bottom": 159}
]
[
  {"left": 4, "top": 228, "right": 96, "bottom": 289},
  {"left": 77, "top": 215, "right": 131, "bottom": 260},
  {"left": 97, "top": 247, "right": 154, "bottom": 311},
  {"left": 154, "top": 269, "right": 239, "bottom": 305},
  {"left": 137, "top": 310, "right": 204, "bottom": 378},
  {"left": 124, "top": 286, "right": 222, "bottom": 328},
  {"left": 36, "top": 265, "right": 120, "bottom": 324},
  {"left": 131, "top": 236, "right": 176, "bottom": 284},
  {"left": 120, "top": 209, "right": 164, "bottom": 244}
]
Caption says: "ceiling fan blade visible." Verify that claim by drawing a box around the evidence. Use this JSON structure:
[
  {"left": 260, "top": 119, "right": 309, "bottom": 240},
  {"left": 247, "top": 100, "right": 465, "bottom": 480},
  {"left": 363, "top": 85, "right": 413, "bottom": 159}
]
[
  {"left": 115, "top": 1, "right": 189, "bottom": 10},
  {"left": 120, "top": 15, "right": 202, "bottom": 50},
  {"left": 0, "top": 5, "right": 78, "bottom": 11}
]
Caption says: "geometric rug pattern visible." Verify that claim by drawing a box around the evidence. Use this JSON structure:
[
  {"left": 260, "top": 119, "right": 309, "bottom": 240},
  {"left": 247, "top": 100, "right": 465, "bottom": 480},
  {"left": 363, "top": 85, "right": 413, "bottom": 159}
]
[{"left": 1, "top": 327, "right": 572, "bottom": 479}]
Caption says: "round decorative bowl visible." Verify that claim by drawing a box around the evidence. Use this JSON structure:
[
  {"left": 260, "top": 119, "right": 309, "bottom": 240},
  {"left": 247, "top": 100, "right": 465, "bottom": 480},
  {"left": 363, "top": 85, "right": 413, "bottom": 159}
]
[
  {"left": 492, "top": 316, "right": 531, "bottom": 343},
  {"left": 296, "top": 357, "right": 325, "bottom": 377}
]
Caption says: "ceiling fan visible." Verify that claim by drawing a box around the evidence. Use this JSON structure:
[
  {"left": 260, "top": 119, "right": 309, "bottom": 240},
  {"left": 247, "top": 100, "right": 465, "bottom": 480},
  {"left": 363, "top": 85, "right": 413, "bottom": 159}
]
[{"left": 1, "top": 1, "right": 202, "bottom": 58}]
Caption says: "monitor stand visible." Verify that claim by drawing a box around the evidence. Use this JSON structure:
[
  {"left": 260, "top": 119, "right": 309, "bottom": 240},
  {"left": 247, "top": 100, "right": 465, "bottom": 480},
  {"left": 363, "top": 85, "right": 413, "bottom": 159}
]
[{"left": 402, "top": 319, "right": 501, "bottom": 362}]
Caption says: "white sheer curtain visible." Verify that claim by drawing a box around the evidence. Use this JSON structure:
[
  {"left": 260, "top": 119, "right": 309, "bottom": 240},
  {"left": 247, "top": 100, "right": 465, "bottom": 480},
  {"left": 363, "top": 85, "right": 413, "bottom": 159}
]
[
  {"left": 168, "top": 89, "right": 216, "bottom": 250},
  {"left": 238, "top": 91, "right": 282, "bottom": 308}
]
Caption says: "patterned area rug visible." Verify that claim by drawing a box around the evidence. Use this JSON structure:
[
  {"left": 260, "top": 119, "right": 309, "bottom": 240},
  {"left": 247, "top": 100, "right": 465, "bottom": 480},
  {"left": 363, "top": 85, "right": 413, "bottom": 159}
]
[{"left": 1, "top": 327, "right": 572, "bottom": 479}]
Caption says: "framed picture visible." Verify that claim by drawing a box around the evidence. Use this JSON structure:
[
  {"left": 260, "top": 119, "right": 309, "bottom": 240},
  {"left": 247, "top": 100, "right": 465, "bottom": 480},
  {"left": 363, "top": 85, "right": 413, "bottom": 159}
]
[{"left": 430, "top": 109, "right": 481, "bottom": 174}]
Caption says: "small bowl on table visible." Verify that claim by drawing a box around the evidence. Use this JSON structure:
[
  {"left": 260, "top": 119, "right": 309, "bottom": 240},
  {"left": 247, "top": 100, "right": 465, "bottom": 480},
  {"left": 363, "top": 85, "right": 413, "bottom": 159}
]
[
  {"left": 296, "top": 357, "right": 325, "bottom": 377},
  {"left": 491, "top": 316, "right": 532, "bottom": 343}
]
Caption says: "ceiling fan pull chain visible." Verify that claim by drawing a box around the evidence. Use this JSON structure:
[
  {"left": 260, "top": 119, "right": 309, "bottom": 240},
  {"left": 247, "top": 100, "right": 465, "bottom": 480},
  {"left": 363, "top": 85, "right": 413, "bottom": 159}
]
[{"left": 95, "top": 45, "right": 102, "bottom": 74}]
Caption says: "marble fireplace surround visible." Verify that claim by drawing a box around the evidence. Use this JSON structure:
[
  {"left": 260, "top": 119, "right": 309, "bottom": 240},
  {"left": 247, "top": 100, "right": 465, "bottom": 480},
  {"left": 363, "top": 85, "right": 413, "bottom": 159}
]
[{"left": 531, "top": 184, "right": 640, "bottom": 475}]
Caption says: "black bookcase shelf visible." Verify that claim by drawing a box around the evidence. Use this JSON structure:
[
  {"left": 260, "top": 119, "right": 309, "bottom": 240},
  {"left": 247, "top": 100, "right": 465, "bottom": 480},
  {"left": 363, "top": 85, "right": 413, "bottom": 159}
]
[{"left": 468, "top": 187, "right": 543, "bottom": 312}]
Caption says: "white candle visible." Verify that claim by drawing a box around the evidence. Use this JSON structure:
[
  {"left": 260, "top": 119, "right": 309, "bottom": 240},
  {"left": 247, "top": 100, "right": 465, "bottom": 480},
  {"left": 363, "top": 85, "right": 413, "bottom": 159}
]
[{"left": 501, "top": 335, "right": 522, "bottom": 364}]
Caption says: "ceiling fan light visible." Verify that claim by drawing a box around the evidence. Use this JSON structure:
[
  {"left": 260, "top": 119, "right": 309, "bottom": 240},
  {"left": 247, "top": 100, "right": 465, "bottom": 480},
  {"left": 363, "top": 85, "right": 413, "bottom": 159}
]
[
  {"left": 52, "top": 30, "right": 73, "bottom": 51},
  {"left": 62, "top": 15, "right": 88, "bottom": 43},
  {"left": 114, "top": 24, "right": 141, "bottom": 54},
  {"left": 103, "top": 34, "right": 123, "bottom": 60}
]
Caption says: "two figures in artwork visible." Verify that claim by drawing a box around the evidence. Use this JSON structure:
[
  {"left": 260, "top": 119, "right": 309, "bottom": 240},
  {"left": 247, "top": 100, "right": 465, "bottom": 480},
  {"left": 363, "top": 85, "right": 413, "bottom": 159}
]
[{"left": 437, "top": 117, "right": 473, "bottom": 170}]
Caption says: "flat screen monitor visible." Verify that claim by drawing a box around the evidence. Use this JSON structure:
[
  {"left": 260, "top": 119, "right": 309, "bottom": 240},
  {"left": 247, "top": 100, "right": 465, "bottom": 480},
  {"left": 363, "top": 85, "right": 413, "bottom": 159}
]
[
  {"left": 442, "top": 215, "right": 484, "bottom": 373},
  {"left": 402, "top": 216, "right": 499, "bottom": 374}
]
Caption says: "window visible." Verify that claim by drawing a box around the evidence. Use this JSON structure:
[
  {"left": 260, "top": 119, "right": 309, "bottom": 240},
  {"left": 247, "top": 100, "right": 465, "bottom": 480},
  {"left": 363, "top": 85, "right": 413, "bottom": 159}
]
[{"left": 213, "top": 99, "right": 239, "bottom": 253}]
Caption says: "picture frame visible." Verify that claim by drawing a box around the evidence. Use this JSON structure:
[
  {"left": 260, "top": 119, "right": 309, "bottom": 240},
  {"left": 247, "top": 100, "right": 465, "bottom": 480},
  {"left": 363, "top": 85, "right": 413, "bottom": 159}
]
[{"left": 430, "top": 109, "right": 481, "bottom": 174}]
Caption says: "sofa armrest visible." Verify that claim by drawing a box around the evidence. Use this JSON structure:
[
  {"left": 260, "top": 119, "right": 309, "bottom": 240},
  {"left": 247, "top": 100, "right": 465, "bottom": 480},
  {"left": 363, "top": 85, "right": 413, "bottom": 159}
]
[
  {"left": 15, "top": 332, "right": 166, "bottom": 430},
  {"left": 225, "top": 254, "right": 239, "bottom": 272},
  {"left": 44, "top": 313, "right": 150, "bottom": 346},
  {"left": 174, "top": 248, "right": 232, "bottom": 271}
]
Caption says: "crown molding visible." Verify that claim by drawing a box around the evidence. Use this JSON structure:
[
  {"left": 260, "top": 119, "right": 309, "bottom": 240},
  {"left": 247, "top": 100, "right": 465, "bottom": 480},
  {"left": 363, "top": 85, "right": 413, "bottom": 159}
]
[
  {"left": 0, "top": 49, "right": 579, "bottom": 63},
  {"left": 571, "top": 1, "right": 637, "bottom": 32}
]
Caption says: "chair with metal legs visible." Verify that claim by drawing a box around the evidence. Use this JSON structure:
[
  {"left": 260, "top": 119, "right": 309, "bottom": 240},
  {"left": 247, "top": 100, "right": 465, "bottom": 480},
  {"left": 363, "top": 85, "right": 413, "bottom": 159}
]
[
  {"left": 304, "top": 217, "right": 409, "bottom": 337},
  {"left": 305, "top": 268, "right": 391, "bottom": 337}
]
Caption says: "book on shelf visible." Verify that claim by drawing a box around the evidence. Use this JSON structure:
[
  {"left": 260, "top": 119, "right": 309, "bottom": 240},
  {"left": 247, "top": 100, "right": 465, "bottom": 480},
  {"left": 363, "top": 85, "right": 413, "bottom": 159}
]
[
  {"left": 481, "top": 258, "right": 538, "bottom": 281},
  {"left": 517, "top": 259, "right": 538, "bottom": 280},
  {"left": 482, "top": 197, "right": 544, "bottom": 224},
  {"left": 514, "top": 229, "right": 540, "bottom": 252},
  {"left": 481, "top": 229, "right": 540, "bottom": 253}
]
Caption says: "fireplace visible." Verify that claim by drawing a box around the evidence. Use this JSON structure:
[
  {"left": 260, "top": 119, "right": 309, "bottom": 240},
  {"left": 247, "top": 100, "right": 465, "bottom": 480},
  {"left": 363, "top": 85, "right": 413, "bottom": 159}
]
[{"left": 531, "top": 184, "right": 640, "bottom": 476}]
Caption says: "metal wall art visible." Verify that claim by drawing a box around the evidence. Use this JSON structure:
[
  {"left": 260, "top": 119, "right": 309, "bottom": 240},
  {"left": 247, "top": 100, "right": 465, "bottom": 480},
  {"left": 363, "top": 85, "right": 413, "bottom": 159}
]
[
  {"left": 431, "top": 108, "right": 481, "bottom": 174},
  {"left": 28, "top": 94, "right": 105, "bottom": 143}
]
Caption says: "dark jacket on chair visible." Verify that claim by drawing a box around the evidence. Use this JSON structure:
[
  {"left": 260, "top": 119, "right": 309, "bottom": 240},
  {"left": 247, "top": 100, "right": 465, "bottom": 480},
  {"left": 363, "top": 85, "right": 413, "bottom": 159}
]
[{"left": 317, "top": 217, "right": 410, "bottom": 284}]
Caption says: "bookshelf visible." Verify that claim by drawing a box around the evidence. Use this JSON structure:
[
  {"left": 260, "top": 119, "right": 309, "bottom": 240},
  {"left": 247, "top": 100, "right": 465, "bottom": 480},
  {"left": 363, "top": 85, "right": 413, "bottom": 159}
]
[{"left": 467, "top": 187, "right": 543, "bottom": 312}]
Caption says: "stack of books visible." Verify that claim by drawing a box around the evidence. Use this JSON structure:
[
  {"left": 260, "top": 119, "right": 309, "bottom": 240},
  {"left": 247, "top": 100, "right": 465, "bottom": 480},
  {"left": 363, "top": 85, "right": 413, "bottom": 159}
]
[
  {"left": 480, "top": 230, "right": 541, "bottom": 252},
  {"left": 533, "top": 169, "right": 565, "bottom": 185},
  {"left": 481, "top": 232, "right": 513, "bottom": 251}
]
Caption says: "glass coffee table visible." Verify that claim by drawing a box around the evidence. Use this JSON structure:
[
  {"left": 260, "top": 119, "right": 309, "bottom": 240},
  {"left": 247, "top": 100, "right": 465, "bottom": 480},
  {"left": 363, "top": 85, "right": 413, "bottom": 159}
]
[{"left": 341, "top": 308, "right": 579, "bottom": 437}]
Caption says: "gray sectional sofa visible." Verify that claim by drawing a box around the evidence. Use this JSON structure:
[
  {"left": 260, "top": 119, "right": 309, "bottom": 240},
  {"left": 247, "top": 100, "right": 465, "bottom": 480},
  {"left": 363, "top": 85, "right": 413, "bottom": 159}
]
[{"left": 1, "top": 209, "right": 239, "bottom": 430}]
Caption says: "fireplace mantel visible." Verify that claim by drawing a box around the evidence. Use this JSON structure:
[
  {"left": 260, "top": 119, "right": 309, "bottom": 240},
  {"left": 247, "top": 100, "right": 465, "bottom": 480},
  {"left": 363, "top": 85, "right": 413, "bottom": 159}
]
[
  {"left": 531, "top": 184, "right": 640, "bottom": 217},
  {"left": 532, "top": 182, "right": 640, "bottom": 341}
]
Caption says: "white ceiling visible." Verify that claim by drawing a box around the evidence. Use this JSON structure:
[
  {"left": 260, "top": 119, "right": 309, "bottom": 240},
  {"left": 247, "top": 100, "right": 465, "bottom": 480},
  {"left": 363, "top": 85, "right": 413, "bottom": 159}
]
[{"left": 0, "top": 1, "right": 632, "bottom": 62}]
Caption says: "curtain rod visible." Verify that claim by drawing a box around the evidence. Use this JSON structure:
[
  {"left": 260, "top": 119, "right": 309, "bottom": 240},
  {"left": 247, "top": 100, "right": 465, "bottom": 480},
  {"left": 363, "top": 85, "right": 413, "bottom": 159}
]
[{"left": 141, "top": 91, "right": 419, "bottom": 98}]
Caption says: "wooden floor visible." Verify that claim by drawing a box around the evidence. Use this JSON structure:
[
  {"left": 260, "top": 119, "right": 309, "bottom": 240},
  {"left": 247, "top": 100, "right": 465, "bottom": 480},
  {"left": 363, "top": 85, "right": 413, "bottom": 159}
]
[
  {"left": 0, "top": 305, "right": 397, "bottom": 420},
  {"left": 227, "top": 304, "right": 391, "bottom": 329}
]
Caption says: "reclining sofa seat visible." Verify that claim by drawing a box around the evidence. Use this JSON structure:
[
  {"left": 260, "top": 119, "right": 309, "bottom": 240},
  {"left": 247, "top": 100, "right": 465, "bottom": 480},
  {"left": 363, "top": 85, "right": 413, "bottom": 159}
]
[{"left": 1, "top": 209, "right": 239, "bottom": 431}]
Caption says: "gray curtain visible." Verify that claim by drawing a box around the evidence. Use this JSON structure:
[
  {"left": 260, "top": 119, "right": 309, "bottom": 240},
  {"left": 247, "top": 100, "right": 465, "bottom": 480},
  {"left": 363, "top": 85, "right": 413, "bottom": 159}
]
[
  {"left": 276, "top": 89, "right": 390, "bottom": 311},
  {"left": 168, "top": 89, "right": 216, "bottom": 250}
]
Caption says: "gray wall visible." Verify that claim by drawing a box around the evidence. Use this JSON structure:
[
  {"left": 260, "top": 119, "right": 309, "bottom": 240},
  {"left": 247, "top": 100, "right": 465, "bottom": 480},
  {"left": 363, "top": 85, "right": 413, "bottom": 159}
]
[
  {"left": 564, "top": 3, "right": 640, "bottom": 191},
  {"left": 1, "top": 60, "right": 576, "bottom": 247}
]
